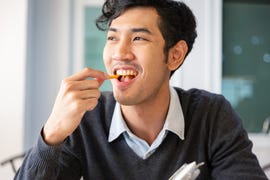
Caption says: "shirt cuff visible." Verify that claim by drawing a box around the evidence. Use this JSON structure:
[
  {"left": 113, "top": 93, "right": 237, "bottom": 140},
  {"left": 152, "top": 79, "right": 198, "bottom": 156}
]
[{"left": 30, "top": 128, "right": 63, "bottom": 167}]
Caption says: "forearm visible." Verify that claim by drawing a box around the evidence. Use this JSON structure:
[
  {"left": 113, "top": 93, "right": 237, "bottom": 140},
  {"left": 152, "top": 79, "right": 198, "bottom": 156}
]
[{"left": 14, "top": 133, "right": 62, "bottom": 180}]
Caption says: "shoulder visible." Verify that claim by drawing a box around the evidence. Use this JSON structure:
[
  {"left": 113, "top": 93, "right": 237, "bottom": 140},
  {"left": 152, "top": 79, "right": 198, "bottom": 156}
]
[
  {"left": 174, "top": 87, "right": 245, "bottom": 140},
  {"left": 173, "top": 87, "right": 229, "bottom": 111},
  {"left": 174, "top": 87, "right": 224, "bottom": 100},
  {"left": 173, "top": 87, "right": 238, "bottom": 131}
]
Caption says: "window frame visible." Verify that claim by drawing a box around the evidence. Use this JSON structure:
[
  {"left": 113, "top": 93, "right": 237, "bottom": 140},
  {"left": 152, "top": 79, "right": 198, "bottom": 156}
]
[{"left": 72, "top": 0, "right": 103, "bottom": 73}]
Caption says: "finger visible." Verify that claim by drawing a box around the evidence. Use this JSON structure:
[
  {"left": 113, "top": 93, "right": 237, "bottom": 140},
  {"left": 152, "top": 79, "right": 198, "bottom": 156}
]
[
  {"left": 67, "top": 68, "right": 108, "bottom": 81},
  {"left": 77, "top": 89, "right": 101, "bottom": 99},
  {"left": 63, "top": 79, "right": 100, "bottom": 91},
  {"left": 80, "top": 98, "right": 99, "bottom": 111}
]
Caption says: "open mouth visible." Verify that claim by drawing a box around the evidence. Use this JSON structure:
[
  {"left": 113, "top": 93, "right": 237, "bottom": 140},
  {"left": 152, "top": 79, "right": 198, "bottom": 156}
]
[{"left": 114, "top": 69, "right": 138, "bottom": 82}]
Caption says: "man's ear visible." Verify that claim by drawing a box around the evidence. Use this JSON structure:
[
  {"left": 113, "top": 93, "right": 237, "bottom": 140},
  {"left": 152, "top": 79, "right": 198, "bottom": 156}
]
[{"left": 167, "top": 40, "right": 188, "bottom": 71}]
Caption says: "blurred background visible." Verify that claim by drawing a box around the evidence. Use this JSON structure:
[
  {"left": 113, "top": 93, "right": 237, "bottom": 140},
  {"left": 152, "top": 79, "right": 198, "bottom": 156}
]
[{"left": 0, "top": 0, "right": 269, "bottom": 178}]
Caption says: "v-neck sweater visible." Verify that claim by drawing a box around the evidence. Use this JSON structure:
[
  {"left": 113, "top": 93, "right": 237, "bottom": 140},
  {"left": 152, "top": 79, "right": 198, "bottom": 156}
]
[
  {"left": 15, "top": 87, "right": 267, "bottom": 180},
  {"left": 108, "top": 87, "right": 184, "bottom": 159}
]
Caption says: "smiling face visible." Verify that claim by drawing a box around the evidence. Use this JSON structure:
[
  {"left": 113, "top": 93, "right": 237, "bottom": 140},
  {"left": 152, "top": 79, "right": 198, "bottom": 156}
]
[{"left": 103, "top": 7, "right": 172, "bottom": 106}]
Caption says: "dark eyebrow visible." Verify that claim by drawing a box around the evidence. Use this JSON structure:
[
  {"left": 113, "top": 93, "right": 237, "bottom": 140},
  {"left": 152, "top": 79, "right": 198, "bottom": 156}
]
[
  {"left": 108, "top": 27, "right": 117, "bottom": 32},
  {"left": 108, "top": 27, "right": 152, "bottom": 34},
  {"left": 131, "top": 28, "right": 152, "bottom": 34}
]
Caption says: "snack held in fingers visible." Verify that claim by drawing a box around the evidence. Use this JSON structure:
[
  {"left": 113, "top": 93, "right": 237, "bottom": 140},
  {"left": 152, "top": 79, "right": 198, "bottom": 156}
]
[{"left": 108, "top": 74, "right": 121, "bottom": 79}]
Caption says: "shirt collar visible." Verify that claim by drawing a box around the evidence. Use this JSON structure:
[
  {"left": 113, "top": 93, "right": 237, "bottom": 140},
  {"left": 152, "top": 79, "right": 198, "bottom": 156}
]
[
  {"left": 164, "top": 86, "right": 185, "bottom": 140},
  {"left": 108, "top": 86, "right": 185, "bottom": 142},
  {"left": 108, "top": 103, "right": 128, "bottom": 142}
]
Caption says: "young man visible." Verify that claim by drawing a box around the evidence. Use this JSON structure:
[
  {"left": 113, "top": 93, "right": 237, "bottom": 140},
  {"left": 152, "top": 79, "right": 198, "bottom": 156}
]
[{"left": 15, "top": 0, "right": 267, "bottom": 179}]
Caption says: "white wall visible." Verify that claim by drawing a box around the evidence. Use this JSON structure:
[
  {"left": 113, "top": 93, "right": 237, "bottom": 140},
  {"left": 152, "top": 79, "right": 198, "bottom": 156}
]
[
  {"left": 24, "top": 0, "right": 70, "bottom": 149},
  {"left": 171, "top": 0, "right": 222, "bottom": 93},
  {"left": 249, "top": 134, "right": 270, "bottom": 177},
  {"left": 0, "top": 0, "right": 27, "bottom": 178}
]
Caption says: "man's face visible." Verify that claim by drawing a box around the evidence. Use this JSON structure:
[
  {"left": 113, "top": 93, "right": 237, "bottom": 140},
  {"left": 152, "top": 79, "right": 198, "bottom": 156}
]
[{"left": 103, "top": 7, "right": 171, "bottom": 105}]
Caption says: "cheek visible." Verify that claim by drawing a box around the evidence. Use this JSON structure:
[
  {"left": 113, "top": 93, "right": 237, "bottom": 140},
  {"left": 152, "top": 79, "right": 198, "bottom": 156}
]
[{"left": 143, "top": 49, "right": 166, "bottom": 70}]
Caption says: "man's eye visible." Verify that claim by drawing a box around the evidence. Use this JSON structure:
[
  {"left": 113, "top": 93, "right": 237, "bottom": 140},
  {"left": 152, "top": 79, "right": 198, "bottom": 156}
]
[
  {"left": 133, "top": 37, "right": 146, "bottom": 41},
  {"left": 107, "top": 36, "right": 116, "bottom": 41}
]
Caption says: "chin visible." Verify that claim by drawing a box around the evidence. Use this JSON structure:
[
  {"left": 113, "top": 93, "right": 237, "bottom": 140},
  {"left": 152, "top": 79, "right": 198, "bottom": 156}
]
[
  {"left": 114, "top": 96, "right": 132, "bottom": 106},
  {"left": 113, "top": 93, "right": 137, "bottom": 106}
]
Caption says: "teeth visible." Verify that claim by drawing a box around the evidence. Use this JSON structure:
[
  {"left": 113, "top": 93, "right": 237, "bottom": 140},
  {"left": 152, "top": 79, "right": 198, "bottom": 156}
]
[{"left": 116, "top": 69, "right": 137, "bottom": 76}]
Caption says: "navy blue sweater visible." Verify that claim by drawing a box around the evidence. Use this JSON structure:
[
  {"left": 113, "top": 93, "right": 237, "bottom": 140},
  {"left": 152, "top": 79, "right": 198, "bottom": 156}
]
[{"left": 15, "top": 88, "right": 267, "bottom": 179}]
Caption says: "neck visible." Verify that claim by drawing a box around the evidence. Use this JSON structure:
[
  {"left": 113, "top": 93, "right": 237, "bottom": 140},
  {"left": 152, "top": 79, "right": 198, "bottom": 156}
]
[{"left": 121, "top": 86, "right": 171, "bottom": 145}]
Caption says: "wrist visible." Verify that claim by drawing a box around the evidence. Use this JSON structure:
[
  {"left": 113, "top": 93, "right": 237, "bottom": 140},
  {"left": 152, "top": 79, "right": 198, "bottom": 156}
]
[{"left": 42, "top": 126, "right": 65, "bottom": 146}]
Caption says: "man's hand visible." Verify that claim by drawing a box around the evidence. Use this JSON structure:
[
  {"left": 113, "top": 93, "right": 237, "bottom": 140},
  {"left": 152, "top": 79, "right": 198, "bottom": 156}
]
[{"left": 43, "top": 68, "right": 108, "bottom": 145}]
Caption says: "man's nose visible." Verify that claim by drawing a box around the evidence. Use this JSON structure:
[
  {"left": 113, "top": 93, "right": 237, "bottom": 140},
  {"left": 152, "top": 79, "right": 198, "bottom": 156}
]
[{"left": 112, "top": 40, "right": 135, "bottom": 61}]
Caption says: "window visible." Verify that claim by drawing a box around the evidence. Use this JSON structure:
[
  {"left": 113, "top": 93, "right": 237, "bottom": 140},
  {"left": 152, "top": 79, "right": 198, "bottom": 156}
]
[
  {"left": 222, "top": 0, "right": 270, "bottom": 132},
  {"left": 84, "top": 7, "right": 112, "bottom": 91}
]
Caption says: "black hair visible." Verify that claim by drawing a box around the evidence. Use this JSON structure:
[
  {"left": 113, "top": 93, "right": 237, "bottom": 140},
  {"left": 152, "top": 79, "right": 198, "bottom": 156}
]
[{"left": 96, "top": 0, "right": 197, "bottom": 76}]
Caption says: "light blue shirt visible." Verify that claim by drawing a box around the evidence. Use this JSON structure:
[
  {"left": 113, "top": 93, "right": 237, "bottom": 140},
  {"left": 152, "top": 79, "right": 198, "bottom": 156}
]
[{"left": 108, "top": 87, "right": 185, "bottom": 159}]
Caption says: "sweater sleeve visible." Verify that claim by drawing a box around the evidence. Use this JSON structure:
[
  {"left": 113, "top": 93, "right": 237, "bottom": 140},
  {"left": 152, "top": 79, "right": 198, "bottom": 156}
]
[
  {"left": 14, "top": 129, "right": 82, "bottom": 180},
  {"left": 208, "top": 96, "right": 267, "bottom": 180}
]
